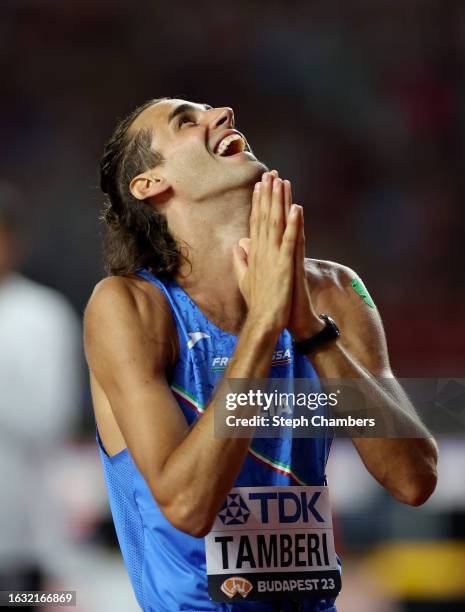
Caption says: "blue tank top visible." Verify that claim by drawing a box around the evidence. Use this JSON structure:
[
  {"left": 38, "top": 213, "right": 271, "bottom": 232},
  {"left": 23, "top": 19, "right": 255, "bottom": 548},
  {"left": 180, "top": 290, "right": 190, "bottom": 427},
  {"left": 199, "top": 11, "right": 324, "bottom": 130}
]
[{"left": 96, "top": 269, "right": 338, "bottom": 612}]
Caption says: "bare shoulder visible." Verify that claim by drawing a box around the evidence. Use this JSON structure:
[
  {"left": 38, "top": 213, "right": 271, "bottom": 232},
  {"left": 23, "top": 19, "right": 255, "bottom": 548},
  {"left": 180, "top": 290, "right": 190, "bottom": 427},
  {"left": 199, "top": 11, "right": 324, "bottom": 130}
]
[
  {"left": 304, "top": 258, "right": 360, "bottom": 310},
  {"left": 86, "top": 274, "right": 173, "bottom": 327},
  {"left": 87, "top": 274, "right": 156, "bottom": 313},
  {"left": 305, "top": 258, "right": 390, "bottom": 373},
  {"left": 84, "top": 275, "right": 177, "bottom": 369}
]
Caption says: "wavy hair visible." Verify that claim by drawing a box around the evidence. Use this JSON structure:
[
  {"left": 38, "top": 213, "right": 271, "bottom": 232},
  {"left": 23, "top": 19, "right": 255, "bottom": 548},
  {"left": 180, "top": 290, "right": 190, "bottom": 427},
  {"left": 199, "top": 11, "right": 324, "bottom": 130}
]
[{"left": 99, "top": 97, "right": 181, "bottom": 277}]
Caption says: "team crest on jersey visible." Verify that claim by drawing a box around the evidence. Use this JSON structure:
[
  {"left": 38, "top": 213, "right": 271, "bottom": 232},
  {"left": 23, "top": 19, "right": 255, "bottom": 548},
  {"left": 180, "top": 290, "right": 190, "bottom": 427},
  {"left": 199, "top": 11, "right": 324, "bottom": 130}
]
[{"left": 211, "top": 348, "right": 292, "bottom": 371}]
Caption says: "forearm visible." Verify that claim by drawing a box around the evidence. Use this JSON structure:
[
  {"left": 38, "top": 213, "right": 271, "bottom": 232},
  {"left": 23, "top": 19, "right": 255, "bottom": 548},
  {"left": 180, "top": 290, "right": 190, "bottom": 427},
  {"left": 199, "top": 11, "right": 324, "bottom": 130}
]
[
  {"left": 308, "top": 341, "right": 438, "bottom": 505},
  {"left": 154, "top": 317, "right": 279, "bottom": 535}
]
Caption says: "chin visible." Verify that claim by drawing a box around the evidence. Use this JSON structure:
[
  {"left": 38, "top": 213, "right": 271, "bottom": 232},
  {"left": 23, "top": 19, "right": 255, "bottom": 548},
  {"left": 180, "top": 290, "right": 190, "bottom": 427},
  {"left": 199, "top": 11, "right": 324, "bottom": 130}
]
[
  {"left": 253, "top": 158, "right": 269, "bottom": 176},
  {"left": 236, "top": 158, "right": 268, "bottom": 185},
  {"left": 198, "top": 160, "right": 269, "bottom": 199}
]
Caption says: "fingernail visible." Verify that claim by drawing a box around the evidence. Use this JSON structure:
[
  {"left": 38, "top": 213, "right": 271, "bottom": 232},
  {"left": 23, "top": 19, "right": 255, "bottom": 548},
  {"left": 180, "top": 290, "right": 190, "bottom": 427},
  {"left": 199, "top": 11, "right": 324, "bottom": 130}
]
[
  {"left": 254, "top": 182, "right": 260, "bottom": 192},
  {"left": 273, "top": 178, "right": 282, "bottom": 190},
  {"left": 263, "top": 173, "right": 269, "bottom": 182}
]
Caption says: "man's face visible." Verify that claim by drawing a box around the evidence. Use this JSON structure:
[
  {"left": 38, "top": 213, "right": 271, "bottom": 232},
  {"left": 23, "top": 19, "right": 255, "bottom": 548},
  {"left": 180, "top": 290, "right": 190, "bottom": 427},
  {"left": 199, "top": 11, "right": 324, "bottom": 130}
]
[{"left": 131, "top": 99, "right": 267, "bottom": 202}]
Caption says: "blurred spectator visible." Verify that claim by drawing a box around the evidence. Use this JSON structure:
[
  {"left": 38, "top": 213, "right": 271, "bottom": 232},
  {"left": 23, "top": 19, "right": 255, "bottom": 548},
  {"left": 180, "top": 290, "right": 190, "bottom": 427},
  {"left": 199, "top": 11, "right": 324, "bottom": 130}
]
[{"left": 0, "top": 180, "right": 82, "bottom": 607}]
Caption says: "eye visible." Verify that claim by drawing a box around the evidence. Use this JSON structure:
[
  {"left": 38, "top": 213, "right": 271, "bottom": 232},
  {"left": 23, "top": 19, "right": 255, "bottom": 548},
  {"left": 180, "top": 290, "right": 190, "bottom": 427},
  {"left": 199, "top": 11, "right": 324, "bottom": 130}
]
[{"left": 178, "top": 114, "right": 197, "bottom": 128}]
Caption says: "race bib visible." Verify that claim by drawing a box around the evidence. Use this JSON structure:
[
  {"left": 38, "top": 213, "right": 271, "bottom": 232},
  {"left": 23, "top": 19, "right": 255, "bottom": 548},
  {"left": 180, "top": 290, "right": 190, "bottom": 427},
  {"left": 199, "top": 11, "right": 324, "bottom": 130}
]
[{"left": 205, "top": 486, "right": 341, "bottom": 603}]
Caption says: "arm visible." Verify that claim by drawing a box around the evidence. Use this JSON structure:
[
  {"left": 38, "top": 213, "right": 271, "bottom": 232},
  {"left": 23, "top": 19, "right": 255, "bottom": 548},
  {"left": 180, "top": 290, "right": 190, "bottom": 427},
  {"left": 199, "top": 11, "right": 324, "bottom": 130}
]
[
  {"left": 85, "top": 173, "right": 300, "bottom": 537},
  {"left": 282, "top": 178, "right": 437, "bottom": 507},
  {"left": 306, "top": 267, "right": 438, "bottom": 506}
]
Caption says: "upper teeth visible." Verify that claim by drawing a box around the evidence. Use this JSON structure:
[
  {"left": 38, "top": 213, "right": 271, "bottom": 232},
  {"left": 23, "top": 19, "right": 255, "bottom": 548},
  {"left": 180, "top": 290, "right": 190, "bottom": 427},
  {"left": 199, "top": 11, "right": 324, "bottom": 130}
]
[{"left": 216, "top": 133, "right": 245, "bottom": 156}]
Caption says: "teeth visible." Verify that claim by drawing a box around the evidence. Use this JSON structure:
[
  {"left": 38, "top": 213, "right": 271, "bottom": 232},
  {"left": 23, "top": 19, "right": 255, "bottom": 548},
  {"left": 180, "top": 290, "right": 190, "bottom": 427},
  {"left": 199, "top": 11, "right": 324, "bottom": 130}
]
[{"left": 217, "top": 133, "right": 245, "bottom": 156}]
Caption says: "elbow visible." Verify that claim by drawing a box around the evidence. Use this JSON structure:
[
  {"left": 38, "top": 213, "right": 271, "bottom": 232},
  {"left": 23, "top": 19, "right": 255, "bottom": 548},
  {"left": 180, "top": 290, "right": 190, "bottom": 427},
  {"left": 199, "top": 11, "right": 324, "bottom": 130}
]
[
  {"left": 157, "top": 495, "right": 215, "bottom": 538},
  {"left": 148, "top": 471, "right": 215, "bottom": 538},
  {"left": 395, "top": 468, "right": 438, "bottom": 507},
  {"left": 395, "top": 439, "right": 439, "bottom": 507}
]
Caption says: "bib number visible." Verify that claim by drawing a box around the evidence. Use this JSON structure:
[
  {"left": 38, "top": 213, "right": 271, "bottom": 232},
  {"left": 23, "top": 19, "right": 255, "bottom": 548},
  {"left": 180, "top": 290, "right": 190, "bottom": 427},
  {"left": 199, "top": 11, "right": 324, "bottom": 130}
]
[{"left": 205, "top": 486, "right": 341, "bottom": 602}]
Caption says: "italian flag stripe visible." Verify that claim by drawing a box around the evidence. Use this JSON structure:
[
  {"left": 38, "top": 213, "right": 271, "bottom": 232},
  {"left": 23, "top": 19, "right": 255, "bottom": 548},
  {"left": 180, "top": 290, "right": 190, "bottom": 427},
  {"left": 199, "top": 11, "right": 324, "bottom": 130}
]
[
  {"left": 248, "top": 447, "right": 308, "bottom": 486},
  {"left": 171, "top": 384, "right": 205, "bottom": 414},
  {"left": 171, "top": 384, "right": 308, "bottom": 486}
]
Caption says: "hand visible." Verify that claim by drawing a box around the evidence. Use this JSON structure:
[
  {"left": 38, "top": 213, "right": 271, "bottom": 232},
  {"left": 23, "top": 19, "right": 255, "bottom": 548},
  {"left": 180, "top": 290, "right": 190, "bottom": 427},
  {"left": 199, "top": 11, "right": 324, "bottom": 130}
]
[
  {"left": 232, "top": 171, "right": 300, "bottom": 336},
  {"left": 282, "top": 179, "right": 325, "bottom": 341}
]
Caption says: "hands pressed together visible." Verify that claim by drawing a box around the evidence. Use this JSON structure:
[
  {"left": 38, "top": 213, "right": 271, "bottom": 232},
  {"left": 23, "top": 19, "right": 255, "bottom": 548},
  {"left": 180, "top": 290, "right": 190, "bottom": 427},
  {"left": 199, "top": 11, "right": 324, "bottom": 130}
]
[{"left": 233, "top": 170, "right": 324, "bottom": 341}]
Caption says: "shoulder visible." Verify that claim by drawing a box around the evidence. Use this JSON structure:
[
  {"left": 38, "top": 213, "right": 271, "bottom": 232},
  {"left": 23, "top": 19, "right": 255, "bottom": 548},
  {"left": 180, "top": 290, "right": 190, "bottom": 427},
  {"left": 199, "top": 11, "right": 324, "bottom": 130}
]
[
  {"left": 304, "top": 259, "right": 364, "bottom": 312},
  {"left": 84, "top": 274, "right": 177, "bottom": 366},
  {"left": 305, "top": 259, "right": 390, "bottom": 374},
  {"left": 86, "top": 274, "right": 171, "bottom": 325}
]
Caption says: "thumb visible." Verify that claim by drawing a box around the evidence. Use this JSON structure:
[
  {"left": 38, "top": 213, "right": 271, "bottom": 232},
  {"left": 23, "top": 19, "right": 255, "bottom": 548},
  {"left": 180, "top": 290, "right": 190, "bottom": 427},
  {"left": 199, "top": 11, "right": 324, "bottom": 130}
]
[
  {"left": 232, "top": 243, "right": 248, "bottom": 283},
  {"left": 238, "top": 237, "right": 250, "bottom": 256}
]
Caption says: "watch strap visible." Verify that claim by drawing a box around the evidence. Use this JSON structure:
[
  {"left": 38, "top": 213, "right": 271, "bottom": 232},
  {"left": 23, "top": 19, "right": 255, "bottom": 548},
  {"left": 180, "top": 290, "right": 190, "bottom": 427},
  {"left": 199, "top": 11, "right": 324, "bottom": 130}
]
[{"left": 294, "top": 314, "right": 340, "bottom": 355}]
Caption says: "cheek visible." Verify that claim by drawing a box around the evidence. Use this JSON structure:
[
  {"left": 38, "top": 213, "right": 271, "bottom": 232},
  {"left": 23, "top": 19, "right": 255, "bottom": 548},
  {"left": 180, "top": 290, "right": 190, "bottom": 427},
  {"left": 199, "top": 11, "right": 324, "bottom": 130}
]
[{"left": 167, "top": 146, "right": 214, "bottom": 186}]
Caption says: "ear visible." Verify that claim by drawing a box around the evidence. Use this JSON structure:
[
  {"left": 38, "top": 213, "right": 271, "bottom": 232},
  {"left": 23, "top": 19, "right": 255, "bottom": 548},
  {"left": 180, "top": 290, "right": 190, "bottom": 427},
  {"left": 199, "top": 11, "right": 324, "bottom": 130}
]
[{"left": 129, "top": 172, "right": 170, "bottom": 201}]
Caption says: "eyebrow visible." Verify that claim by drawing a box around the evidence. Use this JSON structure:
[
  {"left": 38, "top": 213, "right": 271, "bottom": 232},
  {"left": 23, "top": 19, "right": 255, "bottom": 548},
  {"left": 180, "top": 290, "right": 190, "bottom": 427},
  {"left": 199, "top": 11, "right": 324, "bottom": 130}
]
[{"left": 167, "top": 102, "right": 213, "bottom": 124}]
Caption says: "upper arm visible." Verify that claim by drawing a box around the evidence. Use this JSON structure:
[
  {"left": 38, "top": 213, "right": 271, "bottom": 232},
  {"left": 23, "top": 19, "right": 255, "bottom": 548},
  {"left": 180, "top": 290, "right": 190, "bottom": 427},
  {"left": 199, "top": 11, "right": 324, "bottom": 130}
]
[
  {"left": 320, "top": 262, "right": 393, "bottom": 377},
  {"left": 314, "top": 261, "right": 421, "bottom": 417},
  {"left": 84, "top": 277, "right": 187, "bottom": 505}
]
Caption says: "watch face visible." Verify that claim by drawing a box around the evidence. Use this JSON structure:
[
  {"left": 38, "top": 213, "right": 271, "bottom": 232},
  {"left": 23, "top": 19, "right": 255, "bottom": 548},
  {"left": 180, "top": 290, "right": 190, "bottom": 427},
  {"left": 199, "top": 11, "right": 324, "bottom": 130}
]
[{"left": 320, "top": 315, "right": 340, "bottom": 338}]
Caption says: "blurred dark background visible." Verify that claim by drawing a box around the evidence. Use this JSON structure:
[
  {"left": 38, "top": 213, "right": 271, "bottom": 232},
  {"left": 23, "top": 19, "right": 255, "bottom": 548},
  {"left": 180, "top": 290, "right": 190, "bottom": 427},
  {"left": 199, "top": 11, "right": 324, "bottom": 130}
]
[{"left": 1, "top": 1, "right": 464, "bottom": 610}]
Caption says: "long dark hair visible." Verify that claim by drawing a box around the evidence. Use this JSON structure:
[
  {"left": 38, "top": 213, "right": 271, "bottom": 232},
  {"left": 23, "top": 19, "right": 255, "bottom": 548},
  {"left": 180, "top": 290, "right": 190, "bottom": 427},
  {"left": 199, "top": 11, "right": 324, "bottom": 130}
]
[{"left": 99, "top": 98, "right": 181, "bottom": 277}]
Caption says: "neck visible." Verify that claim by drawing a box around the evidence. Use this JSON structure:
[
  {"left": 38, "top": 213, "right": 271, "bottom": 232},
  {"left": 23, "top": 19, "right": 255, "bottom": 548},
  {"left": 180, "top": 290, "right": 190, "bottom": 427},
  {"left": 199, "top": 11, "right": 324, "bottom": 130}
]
[{"left": 171, "top": 187, "right": 251, "bottom": 324}]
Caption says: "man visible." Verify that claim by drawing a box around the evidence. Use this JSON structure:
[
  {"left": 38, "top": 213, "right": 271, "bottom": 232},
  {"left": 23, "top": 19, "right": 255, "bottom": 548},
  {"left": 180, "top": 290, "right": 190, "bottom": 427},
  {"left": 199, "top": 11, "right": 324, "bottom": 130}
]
[{"left": 85, "top": 98, "right": 438, "bottom": 612}]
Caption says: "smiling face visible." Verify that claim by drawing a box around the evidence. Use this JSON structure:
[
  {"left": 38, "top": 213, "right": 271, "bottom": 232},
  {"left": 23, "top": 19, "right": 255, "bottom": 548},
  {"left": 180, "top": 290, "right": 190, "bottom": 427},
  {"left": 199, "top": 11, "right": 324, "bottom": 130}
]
[{"left": 129, "top": 98, "right": 268, "bottom": 203}]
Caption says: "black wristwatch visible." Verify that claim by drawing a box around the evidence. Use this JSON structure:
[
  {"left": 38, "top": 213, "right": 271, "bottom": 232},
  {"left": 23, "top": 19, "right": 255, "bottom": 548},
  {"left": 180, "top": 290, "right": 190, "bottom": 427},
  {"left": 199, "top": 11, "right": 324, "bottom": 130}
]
[{"left": 293, "top": 314, "right": 340, "bottom": 354}]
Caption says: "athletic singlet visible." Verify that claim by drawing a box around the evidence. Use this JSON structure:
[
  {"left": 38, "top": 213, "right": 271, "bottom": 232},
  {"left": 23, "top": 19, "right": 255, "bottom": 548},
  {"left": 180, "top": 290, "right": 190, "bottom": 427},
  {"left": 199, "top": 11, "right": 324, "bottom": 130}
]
[{"left": 96, "top": 269, "right": 339, "bottom": 612}]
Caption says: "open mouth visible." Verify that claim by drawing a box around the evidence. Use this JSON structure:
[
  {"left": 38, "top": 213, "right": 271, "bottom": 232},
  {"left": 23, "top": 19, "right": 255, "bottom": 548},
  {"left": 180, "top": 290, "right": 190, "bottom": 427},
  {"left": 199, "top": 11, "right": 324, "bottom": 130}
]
[{"left": 214, "top": 132, "right": 249, "bottom": 157}]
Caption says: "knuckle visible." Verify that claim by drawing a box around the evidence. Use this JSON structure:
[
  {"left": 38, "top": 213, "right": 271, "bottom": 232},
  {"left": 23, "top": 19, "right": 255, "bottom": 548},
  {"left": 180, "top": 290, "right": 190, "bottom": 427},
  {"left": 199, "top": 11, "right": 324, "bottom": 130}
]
[{"left": 270, "top": 217, "right": 281, "bottom": 228}]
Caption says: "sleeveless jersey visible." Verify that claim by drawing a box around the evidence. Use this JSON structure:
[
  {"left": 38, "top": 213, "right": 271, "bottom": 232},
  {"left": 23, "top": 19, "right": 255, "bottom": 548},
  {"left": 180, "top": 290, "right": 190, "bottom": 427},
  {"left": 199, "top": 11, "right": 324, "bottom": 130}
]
[{"left": 96, "top": 269, "right": 338, "bottom": 612}]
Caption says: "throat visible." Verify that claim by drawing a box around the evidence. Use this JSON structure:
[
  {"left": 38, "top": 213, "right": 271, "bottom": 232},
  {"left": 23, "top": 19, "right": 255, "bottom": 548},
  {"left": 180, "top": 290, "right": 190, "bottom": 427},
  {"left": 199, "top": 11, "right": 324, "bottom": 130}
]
[
  {"left": 199, "top": 301, "right": 246, "bottom": 336},
  {"left": 177, "top": 280, "right": 247, "bottom": 336}
]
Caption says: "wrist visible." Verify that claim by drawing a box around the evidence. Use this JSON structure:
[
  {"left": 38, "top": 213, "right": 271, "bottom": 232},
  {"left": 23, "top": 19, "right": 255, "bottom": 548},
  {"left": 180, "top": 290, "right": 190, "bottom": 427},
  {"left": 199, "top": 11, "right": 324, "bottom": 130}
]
[
  {"left": 244, "top": 313, "right": 282, "bottom": 342},
  {"left": 291, "top": 315, "right": 326, "bottom": 343},
  {"left": 293, "top": 314, "right": 341, "bottom": 355}
]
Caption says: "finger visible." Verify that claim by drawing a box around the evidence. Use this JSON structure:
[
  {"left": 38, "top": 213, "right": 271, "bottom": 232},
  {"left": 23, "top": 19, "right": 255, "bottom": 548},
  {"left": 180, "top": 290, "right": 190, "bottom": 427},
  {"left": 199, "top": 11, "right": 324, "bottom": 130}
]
[
  {"left": 250, "top": 181, "right": 261, "bottom": 243},
  {"left": 284, "top": 180, "right": 292, "bottom": 224},
  {"left": 269, "top": 170, "right": 279, "bottom": 193},
  {"left": 281, "top": 204, "right": 300, "bottom": 256},
  {"left": 270, "top": 178, "right": 284, "bottom": 244},
  {"left": 294, "top": 206, "right": 305, "bottom": 271},
  {"left": 259, "top": 172, "right": 273, "bottom": 238},
  {"left": 298, "top": 206, "right": 305, "bottom": 249},
  {"left": 292, "top": 207, "right": 308, "bottom": 319},
  {"left": 239, "top": 237, "right": 250, "bottom": 257},
  {"left": 232, "top": 243, "right": 248, "bottom": 284}
]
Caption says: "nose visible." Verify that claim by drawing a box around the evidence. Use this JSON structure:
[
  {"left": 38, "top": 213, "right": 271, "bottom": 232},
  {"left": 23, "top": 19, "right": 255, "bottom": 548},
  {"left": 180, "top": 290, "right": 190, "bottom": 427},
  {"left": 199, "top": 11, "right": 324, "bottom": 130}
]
[{"left": 209, "top": 107, "right": 235, "bottom": 130}]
